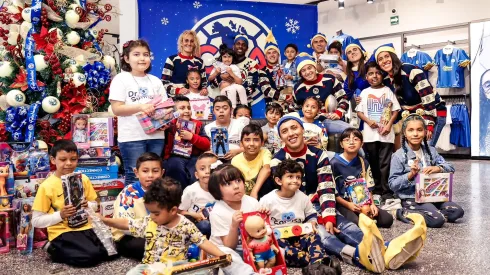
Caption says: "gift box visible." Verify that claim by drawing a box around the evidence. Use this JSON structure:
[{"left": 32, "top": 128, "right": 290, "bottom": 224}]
[
  {"left": 78, "top": 147, "right": 111, "bottom": 159},
  {"left": 240, "top": 211, "right": 287, "bottom": 274},
  {"left": 89, "top": 117, "right": 114, "bottom": 147},
  {"left": 416, "top": 173, "right": 453, "bottom": 203},
  {"left": 78, "top": 157, "right": 114, "bottom": 167},
  {"left": 93, "top": 179, "right": 124, "bottom": 213},
  {"left": 0, "top": 211, "right": 10, "bottom": 254},
  {"left": 75, "top": 165, "right": 119, "bottom": 175},
  {"left": 84, "top": 173, "right": 118, "bottom": 181}
]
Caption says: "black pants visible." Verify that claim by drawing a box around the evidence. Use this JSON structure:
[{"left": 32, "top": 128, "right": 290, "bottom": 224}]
[
  {"left": 116, "top": 235, "right": 145, "bottom": 261},
  {"left": 47, "top": 229, "right": 108, "bottom": 267},
  {"left": 337, "top": 204, "right": 394, "bottom": 228},
  {"left": 401, "top": 199, "right": 464, "bottom": 228},
  {"left": 364, "top": 141, "right": 394, "bottom": 196}
]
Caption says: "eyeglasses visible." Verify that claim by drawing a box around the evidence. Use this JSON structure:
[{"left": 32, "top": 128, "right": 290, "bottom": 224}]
[{"left": 342, "top": 137, "right": 362, "bottom": 143}]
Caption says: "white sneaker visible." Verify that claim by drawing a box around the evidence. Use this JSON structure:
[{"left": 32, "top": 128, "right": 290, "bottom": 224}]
[{"left": 381, "top": 199, "right": 402, "bottom": 211}]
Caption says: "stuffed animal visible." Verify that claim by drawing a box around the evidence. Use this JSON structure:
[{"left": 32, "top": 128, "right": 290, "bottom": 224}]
[{"left": 244, "top": 215, "right": 278, "bottom": 269}]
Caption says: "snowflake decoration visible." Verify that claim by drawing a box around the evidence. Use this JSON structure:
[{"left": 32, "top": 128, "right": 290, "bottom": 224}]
[
  {"left": 150, "top": 52, "right": 155, "bottom": 61},
  {"left": 161, "top": 17, "right": 169, "bottom": 25},
  {"left": 193, "top": 1, "right": 202, "bottom": 9},
  {"left": 285, "top": 19, "right": 300, "bottom": 34}
]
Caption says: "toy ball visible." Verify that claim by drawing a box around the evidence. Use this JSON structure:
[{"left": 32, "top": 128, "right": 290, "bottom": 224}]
[
  {"left": 66, "top": 31, "right": 81, "bottom": 46},
  {"left": 41, "top": 96, "right": 61, "bottom": 113},
  {"left": 21, "top": 7, "right": 32, "bottom": 23},
  {"left": 65, "top": 10, "right": 80, "bottom": 26},
  {"left": 102, "top": 55, "right": 116, "bottom": 70},
  {"left": 325, "top": 94, "right": 338, "bottom": 113},
  {"left": 34, "top": 54, "right": 48, "bottom": 72},
  {"left": 49, "top": 28, "right": 63, "bottom": 39},
  {"left": 72, "top": 72, "right": 87, "bottom": 87},
  {"left": 6, "top": 89, "right": 25, "bottom": 107},
  {"left": 0, "top": 61, "right": 14, "bottom": 77}
]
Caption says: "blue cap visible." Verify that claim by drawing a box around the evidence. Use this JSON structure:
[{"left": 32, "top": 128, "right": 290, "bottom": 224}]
[
  {"left": 277, "top": 113, "right": 304, "bottom": 137},
  {"left": 368, "top": 43, "right": 396, "bottom": 63},
  {"left": 295, "top": 53, "right": 317, "bottom": 75},
  {"left": 234, "top": 34, "right": 249, "bottom": 44}
]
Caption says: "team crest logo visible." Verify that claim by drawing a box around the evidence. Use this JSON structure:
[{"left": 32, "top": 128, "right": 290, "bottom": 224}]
[{"left": 313, "top": 88, "right": 319, "bottom": 94}]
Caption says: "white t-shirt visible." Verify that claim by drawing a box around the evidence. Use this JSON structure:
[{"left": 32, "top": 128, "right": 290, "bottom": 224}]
[
  {"left": 259, "top": 190, "right": 317, "bottom": 229},
  {"left": 209, "top": 195, "right": 259, "bottom": 250},
  {"left": 204, "top": 118, "right": 249, "bottom": 150},
  {"left": 179, "top": 182, "right": 216, "bottom": 213},
  {"left": 356, "top": 86, "right": 401, "bottom": 143},
  {"left": 109, "top": 72, "right": 167, "bottom": 142},
  {"left": 211, "top": 64, "right": 242, "bottom": 83}
]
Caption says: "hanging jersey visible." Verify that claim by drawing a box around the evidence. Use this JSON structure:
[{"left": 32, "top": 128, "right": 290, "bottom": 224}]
[
  {"left": 400, "top": 50, "right": 434, "bottom": 78},
  {"left": 433, "top": 47, "right": 470, "bottom": 88}
]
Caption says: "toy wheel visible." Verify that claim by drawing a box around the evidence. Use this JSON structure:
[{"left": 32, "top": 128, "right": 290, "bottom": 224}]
[
  {"left": 273, "top": 229, "right": 281, "bottom": 239},
  {"left": 292, "top": 225, "right": 302, "bottom": 236}
]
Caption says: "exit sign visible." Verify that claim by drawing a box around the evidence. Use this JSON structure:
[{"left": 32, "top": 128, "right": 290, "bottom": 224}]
[{"left": 391, "top": 15, "right": 399, "bottom": 26}]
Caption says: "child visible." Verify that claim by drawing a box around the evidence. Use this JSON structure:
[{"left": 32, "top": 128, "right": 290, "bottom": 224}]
[
  {"left": 184, "top": 68, "right": 212, "bottom": 120},
  {"left": 301, "top": 97, "right": 329, "bottom": 150},
  {"left": 207, "top": 164, "right": 264, "bottom": 274},
  {"left": 113, "top": 152, "right": 164, "bottom": 260},
  {"left": 281, "top": 44, "right": 299, "bottom": 95},
  {"left": 164, "top": 95, "right": 211, "bottom": 189},
  {"left": 260, "top": 159, "right": 341, "bottom": 272},
  {"left": 209, "top": 44, "right": 247, "bottom": 108},
  {"left": 72, "top": 116, "right": 88, "bottom": 143},
  {"left": 233, "top": 104, "right": 252, "bottom": 119},
  {"left": 109, "top": 40, "right": 168, "bottom": 186},
  {"left": 179, "top": 153, "right": 219, "bottom": 238},
  {"left": 262, "top": 102, "right": 283, "bottom": 155},
  {"left": 389, "top": 114, "right": 464, "bottom": 228},
  {"left": 100, "top": 177, "right": 226, "bottom": 274},
  {"left": 204, "top": 96, "right": 249, "bottom": 161},
  {"left": 231, "top": 124, "right": 272, "bottom": 199},
  {"left": 356, "top": 62, "right": 400, "bottom": 202},
  {"left": 31, "top": 140, "right": 107, "bottom": 267},
  {"left": 331, "top": 128, "right": 394, "bottom": 228}
]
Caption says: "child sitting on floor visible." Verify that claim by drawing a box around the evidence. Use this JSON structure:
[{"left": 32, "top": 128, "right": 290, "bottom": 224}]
[
  {"left": 32, "top": 140, "right": 109, "bottom": 267},
  {"left": 113, "top": 152, "right": 164, "bottom": 260},
  {"left": 179, "top": 152, "right": 220, "bottom": 238},
  {"left": 100, "top": 177, "right": 225, "bottom": 275},
  {"left": 260, "top": 159, "right": 341, "bottom": 272}
]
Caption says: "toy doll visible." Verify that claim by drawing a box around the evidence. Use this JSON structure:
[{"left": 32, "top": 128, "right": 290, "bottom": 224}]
[
  {"left": 0, "top": 164, "right": 8, "bottom": 196},
  {"left": 72, "top": 116, "right": 89, "bottom": 143},
  {"left": 17, "top": 203, "right": 32, "bottom": 247},
  {"left": 244, "top": 215, "right": 278, "bottom": 269}
]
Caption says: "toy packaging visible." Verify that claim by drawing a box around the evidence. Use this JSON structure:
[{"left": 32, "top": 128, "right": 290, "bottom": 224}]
[
  {"left": 416, "top": 173, "right": 453, "bottom": 203},
  {"left": 75, "top": 164, "right": 119, "bottom": 175},
  {"left": 61, "top": 172, "right": 88, "bottom": 228},
  {"left": 345, "top": 176, "right": 372, "bottom": 207},
  {"left": 78, "top": 147, "right": 111, "bottom": 159},
  {"left": 210, "top": 127, "right": 229, "bottom": 157},
  {"left": 89, "top": 117, "right": 114, "bottom": 147},
  {"left": 14, "top": 178, "right": 43, "bottom": 199},
  {"left": 93, "top": 179, "right": 124, "bottom": 212},
  {"left": 99, "top": 201, "right": 114, "bottom": 218},
  {"left": 319, "top": 54, "right": 342, "bottom": 71},
  {"left": 78, "top": 156, "right": 114, "bottom": 167},
  {"left": 15, "top": 197, "right": 34, "bottom": 254},
  {"left": 0, "top": 211, "right": 10, "bottom": 253},
  {"left": 85, "top": 207, "right": 117, "bottom": 256},
  {"left": 8, "top": 142, "right": 31, "bottom": 177},
  {"left": 240, "top": 211, "right": 287, "bottom": 274},
  {"left": 72, "top": 114, "right": 91, "bottom": 149},
  {"left": 272, "top": 223, "right": 315, "bottom": 240},
  {"left": 172, "top": 119, "right": 196, "bottom": 158},
  {"left": 136, "top": 108, "right": 180, "bottom": 134},
  {"left": 378, "top": 99, "right": 393, "bottom": 130},
  {"left": 143, "top": 254, "right": 232, "bottom": 275},
  {"left": 27, "top": 146, "right": 50, "bottom": 175},
  {"left": 273, "top": 64, "right": 286, "bottom": 88},
  {"left": 187, "top": 93, "right": 211, "bottom": 120}
]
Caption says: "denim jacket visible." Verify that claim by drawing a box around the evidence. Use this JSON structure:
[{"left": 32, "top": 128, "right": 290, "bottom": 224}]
[{"left": 388, "top": 144, "right": 455, "bottom": 199}]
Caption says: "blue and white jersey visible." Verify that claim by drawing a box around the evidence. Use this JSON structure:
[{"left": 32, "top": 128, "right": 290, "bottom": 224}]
[
  {"left": 400, "top": 50, "right": 434, "bottom": 78},
  {"left": 434, "top": 47, "right": 470, "bottom": 88}
]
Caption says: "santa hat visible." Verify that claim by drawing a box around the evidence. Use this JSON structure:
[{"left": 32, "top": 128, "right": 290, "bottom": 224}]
[
  {"left": 277, "top": 112, "right": 304, "bottom": 137},
  {"left": 295, "top": 52, "right": 317, "bottom": 75},
  {"left": 307, "top": 32, "right": 328, "bottom": 49},
  {"left": 369, "top": 43, "right": 397, "bottom": 63},
  {"left": 264, "top": 30, "right": 280, "bottom": 54},
  {"left": 234, "top": 34, "right": 249, "bottom": 44},
  {"left": 342, "top": 37, "right": 367, "bottom": 56}
]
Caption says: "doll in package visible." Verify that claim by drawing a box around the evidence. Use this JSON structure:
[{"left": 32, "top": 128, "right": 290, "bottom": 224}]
[{"left": 61, "top": 172, "right": 88, "bottom": 228}]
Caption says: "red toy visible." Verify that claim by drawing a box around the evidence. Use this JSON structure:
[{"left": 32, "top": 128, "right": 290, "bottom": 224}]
[{"left": 240, "top": 211, "right": 287, "bottom": 274}]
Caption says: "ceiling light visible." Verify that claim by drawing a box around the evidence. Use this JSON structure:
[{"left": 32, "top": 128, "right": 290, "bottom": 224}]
[
  {"left": 367, "top": 0, "right": 374, "bottom": 3},
  {"left": 338, "top": 2, "right": 345, "bottom": 9}
]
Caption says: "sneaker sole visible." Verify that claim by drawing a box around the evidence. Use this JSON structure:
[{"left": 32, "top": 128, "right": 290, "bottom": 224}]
[
  {"left": 370, "top": 235, "right": 386, "bottom": 273},
  {"left": 387, "top": 236, "right": 424, "bottom": 270}
]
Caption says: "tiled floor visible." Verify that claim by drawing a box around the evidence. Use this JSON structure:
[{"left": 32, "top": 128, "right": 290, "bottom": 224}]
[{"left": 1, "top": 159, "right": 489, "bottom": 275}]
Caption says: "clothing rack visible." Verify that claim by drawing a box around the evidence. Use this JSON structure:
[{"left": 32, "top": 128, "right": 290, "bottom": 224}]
[{"left": 406, "top": 39, "right": 468, "bottom": 50}]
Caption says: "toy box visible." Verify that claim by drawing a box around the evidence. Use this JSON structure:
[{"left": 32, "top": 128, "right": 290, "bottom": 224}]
[
  {"left": 272, "top": 223, "right": 315, "bottom": 240},
  {"left": 61, "top": 172, "right": 88, "bottom": 228},
  {"left": 100, "top": 201, "right": 115, "bottom": 218},
  {"left": 89, "top": 117, "right": 114, "bottom": 147},
  {"left": 14, "top": 178, "right": 43, "bottom": 199},
  {"left": 172, "top": 119, "right": 196, "bottom": 158},
  {"left": 210, "top": 127, "right": 229, "bottom": 157},
  {"left": 187, "top": 93, "right": 212, "bottom": 120},
  {"left": 85, "top": 173, "right": 118, "bottom": 181},
  {"left": 15, "top": 197, "right": 34, "bottom": 254},
  {"left": 93, "top": 179, "right": 124, "bottom": 213},
  {"left": 143, "top": 254, "right": 232, "bottom": 275},
  {"left": 72, "top": 114, "right": 91, "bottom": 149},
  {"left": 345, "top": 177, "right": 372, "bottom": 207},
  {"left": 91, "top": 178, "right": 125, "bottom": 190},
  {"left": 78, "top": 157, "right": 114, "bottom": 167},
  {"left": 75, "top": 165, "right": 119, "bottom": 175},
  {"left": 78, "top": 147, "right": 111, "bottom": 159},
  {"left": 240, "top": 211, "right": 287, "bottom": 274},
  {"left": 0, "top": 211, "right": 10, "bottom": 253},
  {"left": 416, "top": 173, "right": 453, "bottom": 203},
  {"left": 136, "top": 109, "right": 180, "bottom": 134}
]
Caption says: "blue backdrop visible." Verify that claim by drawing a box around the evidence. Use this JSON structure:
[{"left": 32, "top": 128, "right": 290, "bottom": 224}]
[{"left": 137, "top": 0, "right": 318, "bottom": 118}]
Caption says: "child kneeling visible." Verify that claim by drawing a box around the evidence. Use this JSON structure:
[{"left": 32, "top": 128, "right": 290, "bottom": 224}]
[
  {"left": 101, "top": 177, "right": 225, "bottom": 274},
  {"left": 260, "top": 159, "right": 341, "bottom": 273},
  {"left": 32, "top": 140, "right": 109, "bottom": 267}
]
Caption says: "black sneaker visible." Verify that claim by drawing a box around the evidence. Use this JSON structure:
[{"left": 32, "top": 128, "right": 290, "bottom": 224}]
[
  {"left": 302, "top": 261, "right": 338, "bottom": 275},
  {"left": 396, "top": 208, "right": 413, "bottom": 224},
  {"left": 321, "top": 256, "right": 342, "bottom": 275}
]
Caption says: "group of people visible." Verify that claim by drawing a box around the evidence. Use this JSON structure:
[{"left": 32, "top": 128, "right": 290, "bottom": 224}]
[{"left": 29, "top": 29, "right": 465, "bottom": 275}]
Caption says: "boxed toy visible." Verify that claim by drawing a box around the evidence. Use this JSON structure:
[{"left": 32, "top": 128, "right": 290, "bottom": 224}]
[
  {"left": 142, "top": 254, "right": 232, "bottom": 275},
  {"left": 416, "top": 173, "right": 453, "bottom": 203},
  {"left": 75, "top": 164, "right": 119, "bottom": 175},
  {"left": 136, "top": 109, "right": 180, "bottom": 134},
  {"left": 100, "top": 201, "right": 115, "bottom": 218},
  {"left": 172, "top": 119, "right": 196, "bottom": 158},
  {"left": 93, "top": 179, "right": 124, "bottom": 212},
  {"left": 210, "top": 127, "right": 229, "bottom": 157},
  {"left": 187, "top": 93, "right": 211, "bottom": 120},
  {"left": 15, "top": 197, "right": 34, "bottom": 254},
  {"left": 345, "top": 176, "right": 372, "bottom": 207},
  {"left": 14, "top": 178, "right": 43, "bottom": 199},
  {"left": 240, "top": 211, "right": 287, "bottom": 274},
  {"left": 61, "top": 172, "right": 88, "bottom": 228},
  {"left": 272, "top": 223, "right": 315, "bottom": 240},
  {"left": 85, "top": 173, "right": 118, "bottom": 181},
  {"left": 78, "top": 147, "right": 111, "bottom": 159},
  {"left": 89, "top": 117, "right": 114, "bottom": 147},
  {"left": 72, "top": 114, "right": 90, "bottom": 149},
  {"left": 78, "top": 157, "right": 114, "bottom": 167},
  {"left": 0, "top": 211, "right": 10, "bottom": 253}
]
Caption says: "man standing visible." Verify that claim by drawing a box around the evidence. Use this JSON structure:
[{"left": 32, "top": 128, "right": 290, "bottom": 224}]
[{"left": 309, "top": 32, "right": 329, "bottom": 73}]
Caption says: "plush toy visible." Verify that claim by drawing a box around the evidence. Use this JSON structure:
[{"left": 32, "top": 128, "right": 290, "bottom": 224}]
[{"left": 244, "top": 215, "right": 278, "bottom": 269}]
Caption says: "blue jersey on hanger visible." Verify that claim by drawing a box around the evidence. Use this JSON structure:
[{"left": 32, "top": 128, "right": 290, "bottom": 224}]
[
  {"left": 434, "top": 47, "right": 470, "bottom": 88},
  {"left": 400, "top": 50, "right": 433, "bottom": 78}
]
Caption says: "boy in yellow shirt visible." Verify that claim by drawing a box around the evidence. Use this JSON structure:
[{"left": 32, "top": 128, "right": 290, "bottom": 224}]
[
  {"left": 231, "top": 124, "right": 273, "bottom": 199},
  {"left": 32, "top": 140, "right": 108, "bottom": 267}
]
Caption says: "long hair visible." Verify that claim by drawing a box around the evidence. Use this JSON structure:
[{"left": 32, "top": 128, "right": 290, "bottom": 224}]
[
  {"left": 388, "top": 52, "right": 404, "bottom": 97},
  {"left": 178, "top": 30, "right": 201, "bottom": 57},
  {"left": 401, "top": 115, "right": 434, "bottom": 165},
  {"left": 346, "top": 53, "right": 366, "bottom": 91}
]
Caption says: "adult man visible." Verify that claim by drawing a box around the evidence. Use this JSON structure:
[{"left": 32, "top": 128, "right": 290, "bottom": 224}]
[{"left": 309, "top": 32, "right": 329, "bottom": 73}]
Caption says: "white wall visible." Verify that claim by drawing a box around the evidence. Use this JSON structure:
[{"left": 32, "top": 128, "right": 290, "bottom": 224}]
[{"left": 318, "top": 0, "right": 490, "bottom": 38}]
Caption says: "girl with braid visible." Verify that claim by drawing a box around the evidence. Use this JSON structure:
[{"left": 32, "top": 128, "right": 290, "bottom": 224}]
[{"left": 388, "top": 113, "right": 464, "bottom": 228}]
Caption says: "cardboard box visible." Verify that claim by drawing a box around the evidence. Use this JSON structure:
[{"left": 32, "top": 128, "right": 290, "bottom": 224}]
[
  {"left": 100, "top": 201, "right": 115, "bottom": 218},
  {"left": 239, "top": 212, "right": 287, "bottom": 274},
  {"left": 416, "top": 173, "right": 453, "bottom": 203},
  {"left": 84, "top": 173, "right": 118, "bottom": 181},
  {"left": 75, "top": 165, "right": 119, "bottom": 174}
]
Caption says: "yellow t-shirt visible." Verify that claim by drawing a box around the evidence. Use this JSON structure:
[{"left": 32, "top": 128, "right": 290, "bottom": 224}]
[
  {"left": 32, "top": 174, "right": 97, "bottom": 241},
  {"left": 231, "top": 148, "right": 272, "bottom": 194}
]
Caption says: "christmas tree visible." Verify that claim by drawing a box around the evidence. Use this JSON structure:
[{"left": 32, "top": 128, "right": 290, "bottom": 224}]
[{"left": 0, "top": 0, "right": 116, "bottom": 145}]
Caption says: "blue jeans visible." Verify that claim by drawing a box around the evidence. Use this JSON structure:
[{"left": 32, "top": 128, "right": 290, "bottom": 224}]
[
  {"left": 323, "top": 119, "right": 352, "bottom": 134},
  {"left": 430, "top": 116, "right": 446, "bottom": 147},
  {"left": 119, "top": 139, "right": 165, "bottom": 186},
  {"left": 313, "top": 202, "right": 363, "bottom": 257},
  {"left": 164, "top": 156, "right": 198, "bottom": 190}
]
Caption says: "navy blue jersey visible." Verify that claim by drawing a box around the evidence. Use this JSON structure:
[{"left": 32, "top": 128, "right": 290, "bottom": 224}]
[{"left": 161, "top": 53, "right": 207, "bottom": 96}]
